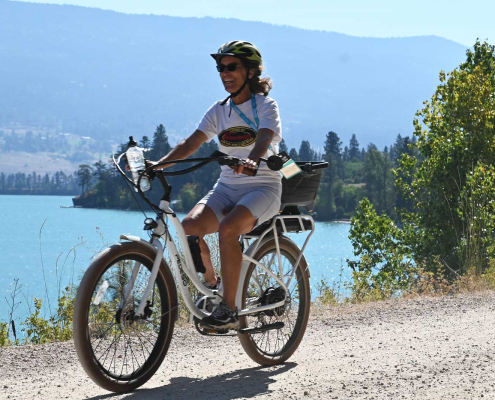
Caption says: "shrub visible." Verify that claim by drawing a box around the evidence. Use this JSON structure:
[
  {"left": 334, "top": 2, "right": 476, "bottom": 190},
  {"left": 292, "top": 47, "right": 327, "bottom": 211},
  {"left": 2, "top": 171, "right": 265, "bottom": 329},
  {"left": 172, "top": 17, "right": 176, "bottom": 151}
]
[{"left": 0, "top": 322, "right": 10, "bottom": 347}]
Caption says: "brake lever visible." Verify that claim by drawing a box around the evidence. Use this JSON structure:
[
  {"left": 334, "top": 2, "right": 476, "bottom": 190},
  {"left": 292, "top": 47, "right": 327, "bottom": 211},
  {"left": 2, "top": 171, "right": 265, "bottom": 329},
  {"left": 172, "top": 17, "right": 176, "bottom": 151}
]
[{"left": 216, "top": 155, "right": 241, "bottom": 167}]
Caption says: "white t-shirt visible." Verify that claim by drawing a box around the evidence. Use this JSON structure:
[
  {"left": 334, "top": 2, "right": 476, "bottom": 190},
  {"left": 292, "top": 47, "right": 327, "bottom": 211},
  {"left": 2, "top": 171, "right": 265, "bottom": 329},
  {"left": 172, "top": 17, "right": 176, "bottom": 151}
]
[{"left": 197, "top": 94, "right": 282, "bottom": 185}]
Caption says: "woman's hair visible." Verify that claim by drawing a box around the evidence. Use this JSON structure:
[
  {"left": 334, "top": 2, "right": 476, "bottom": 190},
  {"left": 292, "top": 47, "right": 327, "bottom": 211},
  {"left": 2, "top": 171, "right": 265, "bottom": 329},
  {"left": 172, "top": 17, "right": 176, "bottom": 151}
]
[{"left": 246, "top": 62, "right": 273, "bottom": 96}]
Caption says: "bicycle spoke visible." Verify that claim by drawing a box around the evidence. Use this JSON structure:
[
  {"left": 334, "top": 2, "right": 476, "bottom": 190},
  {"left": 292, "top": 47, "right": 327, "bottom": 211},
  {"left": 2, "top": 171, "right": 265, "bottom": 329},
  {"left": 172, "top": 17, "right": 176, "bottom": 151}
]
[
  {"left": 91, "top": 322, "right": 117, "bottom": 353},
  {"left": 84, "top": 255, "right": 169, "bottom": 379},
  {"left": 99, "top": 330, "right": 121, "bottom": 370},
  {"left": 242, "top": 244, "right": 308, "bottom": 358}
]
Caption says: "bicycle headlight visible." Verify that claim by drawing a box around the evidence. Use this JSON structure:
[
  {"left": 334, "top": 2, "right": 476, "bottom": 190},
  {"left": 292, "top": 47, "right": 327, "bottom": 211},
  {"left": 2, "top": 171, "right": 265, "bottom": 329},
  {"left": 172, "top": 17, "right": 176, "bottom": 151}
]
[{"left": 143, "top": 218, "right": 158, "bottom": 230}]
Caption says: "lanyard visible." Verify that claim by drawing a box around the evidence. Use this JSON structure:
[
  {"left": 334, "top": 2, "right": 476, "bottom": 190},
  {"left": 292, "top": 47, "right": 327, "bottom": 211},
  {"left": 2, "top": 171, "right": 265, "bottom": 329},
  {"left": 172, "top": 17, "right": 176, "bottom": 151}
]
[{"left": 230, "top": 94, "right": 259, "bottom": 131}]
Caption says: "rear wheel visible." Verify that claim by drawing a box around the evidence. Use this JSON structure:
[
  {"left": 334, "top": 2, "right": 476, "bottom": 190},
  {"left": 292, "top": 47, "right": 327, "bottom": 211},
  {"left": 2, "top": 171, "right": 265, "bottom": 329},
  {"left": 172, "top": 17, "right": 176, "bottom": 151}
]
[
  {"left": 238, "top": 237, "right": 310, "bottom": 365},
  {"left": 73, "top": 241, "right": 177, "bottom": 393}
]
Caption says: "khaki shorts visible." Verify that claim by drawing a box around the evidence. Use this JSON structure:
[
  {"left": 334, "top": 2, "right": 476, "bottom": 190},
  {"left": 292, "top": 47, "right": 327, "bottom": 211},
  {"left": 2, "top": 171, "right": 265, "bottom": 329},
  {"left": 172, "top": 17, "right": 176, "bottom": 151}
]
[{"left": 198, "top": 181, "right": 282, "bottom": 226}]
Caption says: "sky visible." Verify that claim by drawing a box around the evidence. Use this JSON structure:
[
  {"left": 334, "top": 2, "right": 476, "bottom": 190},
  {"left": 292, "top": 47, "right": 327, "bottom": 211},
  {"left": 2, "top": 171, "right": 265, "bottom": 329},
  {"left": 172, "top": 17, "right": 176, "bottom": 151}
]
[{"left": 11, "top": 0, "right": 494, "bottom": 47}]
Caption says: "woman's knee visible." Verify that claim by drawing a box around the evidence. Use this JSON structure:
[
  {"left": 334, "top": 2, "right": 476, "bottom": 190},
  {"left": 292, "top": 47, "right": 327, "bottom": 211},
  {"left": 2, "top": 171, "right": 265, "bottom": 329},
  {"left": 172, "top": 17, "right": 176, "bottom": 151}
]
[
  {"left": 218, "top": 220, "right": 243, "bottom": 239},
  {"left": 182, "top": 217, "right": 198, "bottom": 235},
  {"left": 182, "top": 205, "right": 219, "bottom": 236}
]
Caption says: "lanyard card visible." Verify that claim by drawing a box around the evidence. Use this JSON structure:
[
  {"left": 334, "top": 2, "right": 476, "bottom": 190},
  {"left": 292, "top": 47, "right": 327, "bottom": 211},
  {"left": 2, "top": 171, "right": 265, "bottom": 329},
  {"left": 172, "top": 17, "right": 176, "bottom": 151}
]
[{"left": 277, "top": 151, "right": 302, "bottom": 179}]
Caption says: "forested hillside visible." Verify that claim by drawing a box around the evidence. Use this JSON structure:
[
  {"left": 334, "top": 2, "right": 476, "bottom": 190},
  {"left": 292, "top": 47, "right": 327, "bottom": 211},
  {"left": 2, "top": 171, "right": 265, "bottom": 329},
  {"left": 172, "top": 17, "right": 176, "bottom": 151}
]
[
  {"left": 0, "top": 1, "right": 466, "bottom": 150},
  {"left": 68, "top": 123, "right": 415, "bottom": 221}
]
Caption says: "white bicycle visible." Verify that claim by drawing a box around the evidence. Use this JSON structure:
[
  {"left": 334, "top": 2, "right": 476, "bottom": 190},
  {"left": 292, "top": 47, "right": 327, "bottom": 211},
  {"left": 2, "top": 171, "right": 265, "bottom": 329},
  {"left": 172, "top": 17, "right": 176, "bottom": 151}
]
[{"left": 72, "top": 149, "right": 327, "bottom": 393}]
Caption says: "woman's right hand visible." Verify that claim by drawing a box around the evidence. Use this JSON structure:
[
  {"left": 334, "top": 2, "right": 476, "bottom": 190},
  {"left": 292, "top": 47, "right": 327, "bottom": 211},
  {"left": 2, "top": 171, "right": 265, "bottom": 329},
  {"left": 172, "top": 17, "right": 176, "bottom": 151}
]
[{"left": 231, "top": 158, "right": 258, "bottom": 176}]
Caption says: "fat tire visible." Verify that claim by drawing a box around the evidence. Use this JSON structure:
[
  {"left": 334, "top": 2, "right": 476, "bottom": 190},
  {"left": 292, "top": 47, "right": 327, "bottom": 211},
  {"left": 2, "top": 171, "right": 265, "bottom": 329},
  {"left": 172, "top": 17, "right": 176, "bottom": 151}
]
[
  {"left": 238, "top": 237, "right": 310, "bottom": 365},
  {"left": 73, "top": 241, "right": 177, "bottom": 393}
]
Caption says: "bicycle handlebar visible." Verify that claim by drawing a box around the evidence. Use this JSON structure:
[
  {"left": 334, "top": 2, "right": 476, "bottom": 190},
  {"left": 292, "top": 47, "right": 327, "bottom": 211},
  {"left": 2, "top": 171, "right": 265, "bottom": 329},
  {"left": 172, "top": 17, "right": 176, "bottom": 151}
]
[
  {"left": 113, "top": 150, "right": 328, "bottom": 214},
  {"left": 148, "top": 151, "right": 283, "bottom": 177}
]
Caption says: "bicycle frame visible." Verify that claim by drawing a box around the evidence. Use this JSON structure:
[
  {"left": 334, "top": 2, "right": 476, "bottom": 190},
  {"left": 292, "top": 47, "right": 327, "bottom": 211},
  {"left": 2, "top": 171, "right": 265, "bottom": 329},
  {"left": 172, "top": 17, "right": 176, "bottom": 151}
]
[{"left": 120, "top": 198, "right": 314, "bottom": 321}]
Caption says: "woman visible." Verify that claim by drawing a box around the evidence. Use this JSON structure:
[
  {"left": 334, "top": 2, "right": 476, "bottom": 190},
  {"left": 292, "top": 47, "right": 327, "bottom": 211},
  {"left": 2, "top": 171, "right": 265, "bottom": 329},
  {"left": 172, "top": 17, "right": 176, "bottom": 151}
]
[{"left": 155, "top": 41, "right": 282, "bottom": 330}]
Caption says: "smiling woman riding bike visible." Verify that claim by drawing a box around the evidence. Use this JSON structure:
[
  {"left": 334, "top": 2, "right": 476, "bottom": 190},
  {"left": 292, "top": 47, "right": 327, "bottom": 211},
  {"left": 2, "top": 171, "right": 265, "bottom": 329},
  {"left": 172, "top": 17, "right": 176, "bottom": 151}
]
[
  {"left": 153, "top": 40, "right": 282, "bottom": 330},
  {"left": 73, "top": 41, "right": 327, "bottom": 392}
]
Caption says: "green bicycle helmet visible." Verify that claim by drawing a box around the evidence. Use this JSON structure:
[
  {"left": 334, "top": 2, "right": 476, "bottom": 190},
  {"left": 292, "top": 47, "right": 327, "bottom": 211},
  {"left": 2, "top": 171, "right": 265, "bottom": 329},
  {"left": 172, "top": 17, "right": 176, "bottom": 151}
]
[
  {"left": 212, "top": 41, "right": 263, "bottom": 106},
  {"left": 211, "top": 40, "right": 262, "bottom": 67}
]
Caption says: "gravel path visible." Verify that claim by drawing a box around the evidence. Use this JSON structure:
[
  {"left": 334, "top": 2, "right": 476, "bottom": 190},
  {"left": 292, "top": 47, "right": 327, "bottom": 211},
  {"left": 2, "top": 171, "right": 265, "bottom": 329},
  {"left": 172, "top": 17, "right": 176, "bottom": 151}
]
[{"left": 2, "top": 291, "right": 495, "bottom": 399}]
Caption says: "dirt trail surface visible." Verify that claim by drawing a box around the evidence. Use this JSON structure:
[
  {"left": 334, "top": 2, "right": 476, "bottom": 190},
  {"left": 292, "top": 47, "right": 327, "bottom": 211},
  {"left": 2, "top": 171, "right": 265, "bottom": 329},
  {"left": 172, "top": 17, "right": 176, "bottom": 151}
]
[{"left": 2, "top": 292, "right": 495, "bottom": 399}]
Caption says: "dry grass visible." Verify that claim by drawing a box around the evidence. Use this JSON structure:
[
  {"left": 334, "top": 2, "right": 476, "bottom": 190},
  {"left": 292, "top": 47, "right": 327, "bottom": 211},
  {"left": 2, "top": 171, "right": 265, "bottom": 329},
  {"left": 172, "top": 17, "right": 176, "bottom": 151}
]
[
  {"left": 314, "top": 260, "right": 495, "bottom": 307},
  {"left": 0, "top": 151, "right": 89, "bottom": 175}
]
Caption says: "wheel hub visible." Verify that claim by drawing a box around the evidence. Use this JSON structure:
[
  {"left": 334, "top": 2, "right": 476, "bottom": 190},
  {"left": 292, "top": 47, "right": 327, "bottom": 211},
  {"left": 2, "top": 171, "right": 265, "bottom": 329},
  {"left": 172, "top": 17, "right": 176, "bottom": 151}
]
[{"left": 259, "top": 286, "right": 287, "bottom": 317}]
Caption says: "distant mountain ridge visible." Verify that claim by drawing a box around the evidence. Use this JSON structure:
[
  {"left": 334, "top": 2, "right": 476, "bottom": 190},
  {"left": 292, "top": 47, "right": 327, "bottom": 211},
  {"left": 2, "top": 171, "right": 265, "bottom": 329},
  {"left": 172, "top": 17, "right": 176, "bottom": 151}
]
[{"left": 0, "top": 1, "right": 467, "bottom": 148}]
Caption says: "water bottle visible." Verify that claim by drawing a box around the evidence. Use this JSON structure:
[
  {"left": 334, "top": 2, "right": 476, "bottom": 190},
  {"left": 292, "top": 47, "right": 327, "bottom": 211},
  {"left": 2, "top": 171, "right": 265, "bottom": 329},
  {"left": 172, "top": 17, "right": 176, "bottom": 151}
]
[{"left": 126, "top": 136, "right": 151, "bottom": 192}]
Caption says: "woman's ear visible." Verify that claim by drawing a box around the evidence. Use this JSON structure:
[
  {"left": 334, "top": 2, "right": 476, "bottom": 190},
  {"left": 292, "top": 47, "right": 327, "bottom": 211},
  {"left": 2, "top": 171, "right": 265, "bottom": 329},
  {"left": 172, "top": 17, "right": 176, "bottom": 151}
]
[{"left": 248, "top": 69, "right": 255, "bottom": 79}]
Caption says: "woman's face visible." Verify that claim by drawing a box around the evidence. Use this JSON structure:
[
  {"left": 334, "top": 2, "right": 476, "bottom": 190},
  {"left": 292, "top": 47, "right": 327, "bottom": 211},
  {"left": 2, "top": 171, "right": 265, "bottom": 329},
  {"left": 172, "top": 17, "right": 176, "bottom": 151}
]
[{"left": 218, "top": 55, "right": 252, "bottom": 93}]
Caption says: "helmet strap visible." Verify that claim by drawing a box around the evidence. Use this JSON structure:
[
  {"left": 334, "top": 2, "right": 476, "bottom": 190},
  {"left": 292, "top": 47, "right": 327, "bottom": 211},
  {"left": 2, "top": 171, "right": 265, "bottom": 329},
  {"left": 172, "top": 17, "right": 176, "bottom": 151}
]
[{"left": 221, "top": 67, "right": 251, "bottom": 111}]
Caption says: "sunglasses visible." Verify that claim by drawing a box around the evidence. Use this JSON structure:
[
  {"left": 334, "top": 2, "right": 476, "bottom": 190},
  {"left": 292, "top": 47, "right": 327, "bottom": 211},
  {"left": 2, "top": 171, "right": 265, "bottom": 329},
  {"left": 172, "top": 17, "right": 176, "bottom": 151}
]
[{"left": 216, "top": 63, "right": 244, "bottom": 73}]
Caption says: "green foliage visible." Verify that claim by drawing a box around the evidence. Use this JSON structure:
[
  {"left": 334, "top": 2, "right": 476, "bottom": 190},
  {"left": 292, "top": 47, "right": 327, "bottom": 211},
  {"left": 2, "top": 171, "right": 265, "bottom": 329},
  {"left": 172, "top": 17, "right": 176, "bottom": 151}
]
[
  {"left": 289, "top": 147, "right": 299, "bottom": 161},
  {"left": 348, "top": 198, "right": 416, "bottom": 300},
  {"left": 77, "top": 124, "right": 415, "bottom": 223},
  {"left": 396, "top": 40, "right": 495, "bottom": 273},
  {"left": 315, "top": 182, "right": 335, "bottom": 220},
  {"left": 346, "top": 40, "right": 495, "bottom": 301},
  {"left": 20, "top": 286, "right": 75, "bottom": 345},
  {"left": 279, "top": 138, "right": 288, "bottom": 154},
  {"left": 77, "top": 164, "right": 93, "bottom": 194},
  {"left": 175, "top": 183, "right": 200, "bottom": 213},
  {"left": 363, "top": 148, "right": 395, "bottom": 217},
  {"left": 0, "top": 171, "right": 79, "bottom": 195},
  {"left": 323, "top": 131, "right": 343, "bottom": 183},
  {"left": 335, "top": 184, "right": 363, "bottom": 217},
  {"left": 148, "top": 124, "right": 171, "bottom": 161},
  {"left": 298, "top": 140, "right": 317, "bottom": 161},
  {"left": 349, "top": 134, "right": 360, "bottom": 161},
  {"left": 343, "top": 161, "right": 364, "bottom": 183},
  {"left": 457, "top": 164, "right": 495, "bottom": 271},
  {"left": 21, "top": 298, "right": 53, "bottom": 345},
  {"left": 54, "top": 286, "right": 76, "bottom": 341},
  {"left": 0, "top": 322, "right": 9, "bottom": 347},
  {"left": 315, "top": 277, "right": 340, "bottom": 305}
]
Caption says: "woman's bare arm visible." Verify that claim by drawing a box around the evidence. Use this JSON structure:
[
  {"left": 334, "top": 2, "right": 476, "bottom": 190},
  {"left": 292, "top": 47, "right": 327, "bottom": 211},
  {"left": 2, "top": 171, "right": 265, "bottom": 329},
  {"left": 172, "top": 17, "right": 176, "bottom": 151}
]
[
  {"left": 154, "top": 130, "right": 209, "bottom": 169},
  {"left": 234, "top": 128, "right": 275, "bottom": 174}
]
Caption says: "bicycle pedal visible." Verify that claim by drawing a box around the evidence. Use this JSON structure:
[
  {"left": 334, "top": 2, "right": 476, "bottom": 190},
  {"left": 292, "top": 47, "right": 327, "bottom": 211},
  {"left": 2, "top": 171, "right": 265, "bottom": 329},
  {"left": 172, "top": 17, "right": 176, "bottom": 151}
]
[
  {"left": 239, "top": 322, "right": 284, "bottom": 335},
  {"left": 193, "top": 317, "right": 236, "bottom": 336},
  {"left": 198, "top": 327, "right": 237, "bottom": 336}
]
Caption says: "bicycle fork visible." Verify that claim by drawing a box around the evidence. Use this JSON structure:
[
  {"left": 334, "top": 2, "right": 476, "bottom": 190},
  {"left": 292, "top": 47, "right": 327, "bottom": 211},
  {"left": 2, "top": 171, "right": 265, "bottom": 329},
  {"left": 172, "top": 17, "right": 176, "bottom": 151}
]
[{"left": 119, "top": 238, "right": 164, "bottom": 318}]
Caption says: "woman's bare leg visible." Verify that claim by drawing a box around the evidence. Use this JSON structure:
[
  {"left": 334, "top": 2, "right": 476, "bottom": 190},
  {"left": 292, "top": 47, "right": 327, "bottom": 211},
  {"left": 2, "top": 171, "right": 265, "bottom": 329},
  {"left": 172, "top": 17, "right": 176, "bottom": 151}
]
[
  {"left": 218, "top": 205, "right": 257, "bottom": 310},
  {"left": 182, "top": 204, "right": 220, "bottom": 284}
]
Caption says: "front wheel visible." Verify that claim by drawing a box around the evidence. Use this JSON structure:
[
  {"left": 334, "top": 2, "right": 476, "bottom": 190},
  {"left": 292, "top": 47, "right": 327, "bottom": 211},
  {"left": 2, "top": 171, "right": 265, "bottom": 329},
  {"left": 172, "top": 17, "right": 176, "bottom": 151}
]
[
  {"left": 238, "top": 237, "right": 311, "bottom": 365},
  {"left": 73, "top": 241, "right": 178, "bottom": 393}
]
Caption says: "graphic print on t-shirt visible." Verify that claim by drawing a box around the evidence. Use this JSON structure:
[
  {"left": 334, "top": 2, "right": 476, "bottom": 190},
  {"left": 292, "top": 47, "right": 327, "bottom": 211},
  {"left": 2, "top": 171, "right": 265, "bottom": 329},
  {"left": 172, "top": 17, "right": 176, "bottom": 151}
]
[{"left": 218, "top": 126, "right": 257, "bottom": 147}]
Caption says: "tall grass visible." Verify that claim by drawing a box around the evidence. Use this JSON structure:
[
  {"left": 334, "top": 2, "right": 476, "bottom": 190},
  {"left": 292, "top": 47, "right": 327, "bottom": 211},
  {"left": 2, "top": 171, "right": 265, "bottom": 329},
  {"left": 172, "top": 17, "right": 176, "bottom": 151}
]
[{"left": 0, "top": 219, "right": 82, "bottom": 346}]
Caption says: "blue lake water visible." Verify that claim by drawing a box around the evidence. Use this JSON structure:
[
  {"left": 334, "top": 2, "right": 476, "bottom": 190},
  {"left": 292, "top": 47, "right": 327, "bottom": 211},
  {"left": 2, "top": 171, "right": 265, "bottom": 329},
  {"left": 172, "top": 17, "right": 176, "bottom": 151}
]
[{"left": 0, "top": 195, "right": 355, "bottom": 322}]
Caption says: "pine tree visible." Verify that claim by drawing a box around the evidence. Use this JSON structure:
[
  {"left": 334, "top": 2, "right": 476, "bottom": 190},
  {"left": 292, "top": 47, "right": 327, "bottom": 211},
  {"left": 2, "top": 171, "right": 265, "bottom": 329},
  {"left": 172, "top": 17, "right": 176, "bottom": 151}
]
[
  {"left": 77, "top": 164, "right": 93, "bottom": 194},
  {"left": 349, "top": 134, "right": 360, "bottom": 161},
  {"left": 289, "top": 148, "right": 299, "bottom": 161},
  {"left": 140, "top": 135, "right": 151, "bottom": 151},
  {"left": 298, "top": 140, "right": 315, "bottom": 161},
  {"left": 315, "top": 131, "right": 344, "bottom": 220},
  {"left": 149, "top": 124, "right": 171, "bottom": 161},
  {"left": 323, "top": 131, "right": 343, "bottom": 181},
  {"left": 343, "top": 146, "right": 350, "bottom": 162},
  {"left": 279, "top": 138, "right": 288, "bottom": 154}
]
